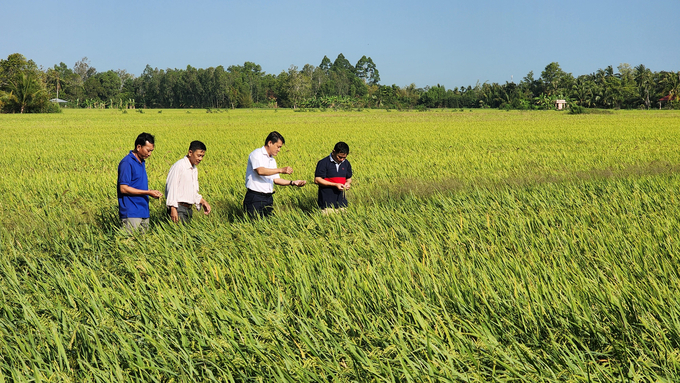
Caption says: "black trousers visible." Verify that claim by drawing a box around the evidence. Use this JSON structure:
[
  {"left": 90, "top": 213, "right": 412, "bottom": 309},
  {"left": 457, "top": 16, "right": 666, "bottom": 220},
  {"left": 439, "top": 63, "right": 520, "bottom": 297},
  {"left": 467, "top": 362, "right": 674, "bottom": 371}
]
[
  {"left": 318, "top": 188, "right": 348, "bottom": 209},
  {"left": 243, "top": 189, "right": 274, "bottom": 217}
]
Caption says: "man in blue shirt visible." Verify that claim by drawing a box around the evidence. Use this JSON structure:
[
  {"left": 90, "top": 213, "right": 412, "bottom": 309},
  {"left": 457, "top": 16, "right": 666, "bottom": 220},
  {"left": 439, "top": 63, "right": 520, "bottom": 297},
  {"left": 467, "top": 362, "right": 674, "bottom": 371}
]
[
  {"left": 117, "top": 132, "right": 163, "bottom": 232},
  {"left": 314, "top": 142, "right": 353, "bottom": 211}
]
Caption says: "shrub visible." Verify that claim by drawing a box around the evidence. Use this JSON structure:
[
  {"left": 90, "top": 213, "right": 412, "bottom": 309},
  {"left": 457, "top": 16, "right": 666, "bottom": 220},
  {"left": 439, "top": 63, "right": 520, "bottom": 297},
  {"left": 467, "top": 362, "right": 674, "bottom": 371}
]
[
  {"left": 40, "top": 102, "right": 63, "bottom": 113},
  {"left": 569, "top": 105, "right": 586, "bottom": 114}
]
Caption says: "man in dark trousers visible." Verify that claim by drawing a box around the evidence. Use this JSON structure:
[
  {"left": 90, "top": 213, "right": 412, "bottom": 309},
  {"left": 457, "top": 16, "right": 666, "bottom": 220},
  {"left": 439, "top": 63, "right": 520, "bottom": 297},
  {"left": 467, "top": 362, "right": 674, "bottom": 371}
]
[
  {"left": 314, "top": 141, "right": 353, "bottom": 212},
  {"left": 244, "top": 131, "right": 306, "bottom": 217}
]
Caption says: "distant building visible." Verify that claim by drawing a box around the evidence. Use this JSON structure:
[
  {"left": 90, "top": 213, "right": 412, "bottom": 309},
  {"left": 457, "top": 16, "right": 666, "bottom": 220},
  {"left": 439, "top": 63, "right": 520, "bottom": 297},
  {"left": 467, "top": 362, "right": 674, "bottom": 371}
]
[
  {"left": 658, "top": 94, "right": 676, "bottom": 109},
  {"left": 555, "top": 99, "right": 567, "bottom": 110}
]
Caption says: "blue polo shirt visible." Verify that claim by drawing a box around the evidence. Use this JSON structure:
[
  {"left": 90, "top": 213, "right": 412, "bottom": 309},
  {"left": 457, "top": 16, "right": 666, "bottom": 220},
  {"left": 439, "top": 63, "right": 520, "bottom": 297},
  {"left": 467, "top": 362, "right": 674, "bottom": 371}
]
[
  {"left": 117, "top": 151, "right": 150, "bottom": 218},
  {"left": 315, "top": 155, "right": 353, "bottom": 208}
]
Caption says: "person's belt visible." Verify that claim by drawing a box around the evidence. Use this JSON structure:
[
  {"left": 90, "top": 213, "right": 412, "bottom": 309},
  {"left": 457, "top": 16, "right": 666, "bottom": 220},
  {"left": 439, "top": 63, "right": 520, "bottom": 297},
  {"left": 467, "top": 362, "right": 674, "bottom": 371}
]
[
  {"left": 247, "top": 189, "right": 274, "bottom": 196},
  {"left": 178, "top": 202, "right": 193, "bottom": 208}
]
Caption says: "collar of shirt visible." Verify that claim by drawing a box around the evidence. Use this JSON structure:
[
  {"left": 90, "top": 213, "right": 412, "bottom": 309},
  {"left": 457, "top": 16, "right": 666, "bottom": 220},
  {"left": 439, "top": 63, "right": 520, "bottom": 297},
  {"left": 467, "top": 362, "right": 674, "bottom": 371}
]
[
  {"left": 261, "top": 146, "right": 272, "bottom": 158},
  {"left": 329, "top": 154, "right": 342, "bottom": 171},
  {"left": 182, "top": 156, "right": 196, "bottom": 170},
  {"left": 129, "top": 150, "right": 144, "bottom": 164}
]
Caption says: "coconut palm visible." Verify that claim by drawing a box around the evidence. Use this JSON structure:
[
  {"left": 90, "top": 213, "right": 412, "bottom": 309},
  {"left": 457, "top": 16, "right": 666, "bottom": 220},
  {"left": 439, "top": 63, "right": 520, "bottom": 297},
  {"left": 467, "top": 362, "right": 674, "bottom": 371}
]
[
  {"left": 46, "top": 67, "right": 66, "bottom": 100},
  {"left": 0, "top": 90, "right": 10, "bottom": 110},
  {"left": 634, "top": 65, "right": 654, "bottom": 109},
  {"left": 6, "top": 73, "right": 46, "bottom": 113},
  {"left": 571, "top": 77, "right": 593, "bottom": 107},
  {"left": 660, "top": 71, "right": 680, "bottom": 101}
]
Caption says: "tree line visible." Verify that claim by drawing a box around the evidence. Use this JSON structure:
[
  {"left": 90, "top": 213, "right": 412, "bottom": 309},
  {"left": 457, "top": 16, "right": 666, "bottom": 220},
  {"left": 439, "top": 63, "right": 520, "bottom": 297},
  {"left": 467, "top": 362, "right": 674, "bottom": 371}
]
[{"left": 1, "top": 52, "right": 678, "bottom": 113}]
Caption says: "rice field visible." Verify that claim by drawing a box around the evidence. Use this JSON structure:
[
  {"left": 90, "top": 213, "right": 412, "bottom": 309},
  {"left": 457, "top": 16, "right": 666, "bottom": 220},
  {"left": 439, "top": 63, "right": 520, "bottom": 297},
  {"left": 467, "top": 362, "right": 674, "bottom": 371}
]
[{"left": 1, "top": 108, "right": 680, "bottom": 382}]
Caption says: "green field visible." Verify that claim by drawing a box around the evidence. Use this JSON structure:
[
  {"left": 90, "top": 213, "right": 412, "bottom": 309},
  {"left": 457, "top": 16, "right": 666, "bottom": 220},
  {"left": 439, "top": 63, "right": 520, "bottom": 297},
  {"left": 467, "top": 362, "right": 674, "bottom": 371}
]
[{"left": 1, "top": 109, "right": 680, "bottom": 382}]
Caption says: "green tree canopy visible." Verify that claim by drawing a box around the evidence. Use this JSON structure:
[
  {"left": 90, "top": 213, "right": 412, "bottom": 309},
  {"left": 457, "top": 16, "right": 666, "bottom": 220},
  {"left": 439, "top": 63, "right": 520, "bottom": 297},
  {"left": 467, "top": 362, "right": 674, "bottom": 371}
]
[{"left": 355, "top": 56, "right": 380, "bottom": 85}]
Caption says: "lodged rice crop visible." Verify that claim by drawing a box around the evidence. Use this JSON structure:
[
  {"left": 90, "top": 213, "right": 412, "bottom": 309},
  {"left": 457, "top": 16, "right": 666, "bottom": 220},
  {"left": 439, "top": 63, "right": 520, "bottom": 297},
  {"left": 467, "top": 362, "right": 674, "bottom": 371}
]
[{"left": 1, "top": 109, "right": 680, "bottom": 381}]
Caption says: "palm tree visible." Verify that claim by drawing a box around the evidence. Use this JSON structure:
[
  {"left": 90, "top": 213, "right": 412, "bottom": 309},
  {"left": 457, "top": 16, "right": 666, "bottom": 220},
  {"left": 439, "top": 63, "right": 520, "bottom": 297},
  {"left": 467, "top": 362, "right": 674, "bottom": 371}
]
[
  {"left": 46, "top": 68, "right": 66, "bottom": 100},
  {"left": 660, "top": 71, "right": 680, "bottom": 101},
  {"left": 0, "top": 90, "right": 11, "bottom": 111},
  {"left": 592, "top": 67, "right": 619, "bottom": 108},
  {"left": 7, "top": 73, "right": 46, "bottom": 113},
  {"left": 633, "top": 65, "right": 654, "bottom": 109},
  {"left": 571, "top": 77, "right": 593, "bottom": 107}
]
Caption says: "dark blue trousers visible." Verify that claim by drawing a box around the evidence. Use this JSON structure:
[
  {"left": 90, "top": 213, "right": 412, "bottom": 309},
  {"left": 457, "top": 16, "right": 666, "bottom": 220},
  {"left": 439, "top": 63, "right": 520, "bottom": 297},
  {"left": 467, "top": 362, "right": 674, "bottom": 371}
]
[{"left": 243, "top": 189, "right": 274, "bottom": 217}]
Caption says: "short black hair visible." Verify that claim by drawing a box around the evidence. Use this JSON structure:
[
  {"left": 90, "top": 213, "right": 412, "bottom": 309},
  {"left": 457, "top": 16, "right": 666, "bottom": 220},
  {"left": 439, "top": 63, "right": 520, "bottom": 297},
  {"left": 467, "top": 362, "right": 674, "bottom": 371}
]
[
  {"left": 135, "top": 132, "right": 155, "bottom": 148},
  {"left": 189, "top": 140, "right": 206, "bottom": 152},
  {"left": 265, "top": 131, "right": 285, "bottom": 146},
  {"left": 333, "top": 141, "right": 350, "bottom": 154}
]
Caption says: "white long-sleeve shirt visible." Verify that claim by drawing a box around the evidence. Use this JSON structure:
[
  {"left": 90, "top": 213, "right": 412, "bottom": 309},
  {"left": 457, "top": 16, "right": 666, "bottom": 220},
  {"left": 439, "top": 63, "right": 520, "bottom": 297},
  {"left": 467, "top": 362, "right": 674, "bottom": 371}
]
[{"left": 165, "top": 156, "right": 202, "bottom": 209}]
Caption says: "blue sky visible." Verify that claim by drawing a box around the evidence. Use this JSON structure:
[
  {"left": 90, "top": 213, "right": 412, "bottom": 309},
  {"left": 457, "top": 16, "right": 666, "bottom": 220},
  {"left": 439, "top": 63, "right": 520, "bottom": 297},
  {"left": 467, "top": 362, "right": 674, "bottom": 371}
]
[{"left": 2, "top": 0, "right": 678, "bottom": 88}]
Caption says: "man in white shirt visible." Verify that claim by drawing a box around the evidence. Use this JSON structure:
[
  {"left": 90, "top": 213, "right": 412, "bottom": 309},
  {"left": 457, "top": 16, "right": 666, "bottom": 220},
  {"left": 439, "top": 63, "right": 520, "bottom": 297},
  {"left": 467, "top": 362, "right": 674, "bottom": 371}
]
[
  {"left": 244, "top": 131, "right": 306, "bottom": 217},
  {"left": 165, "top": 141, "right": 212, "bottom": 223}
]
